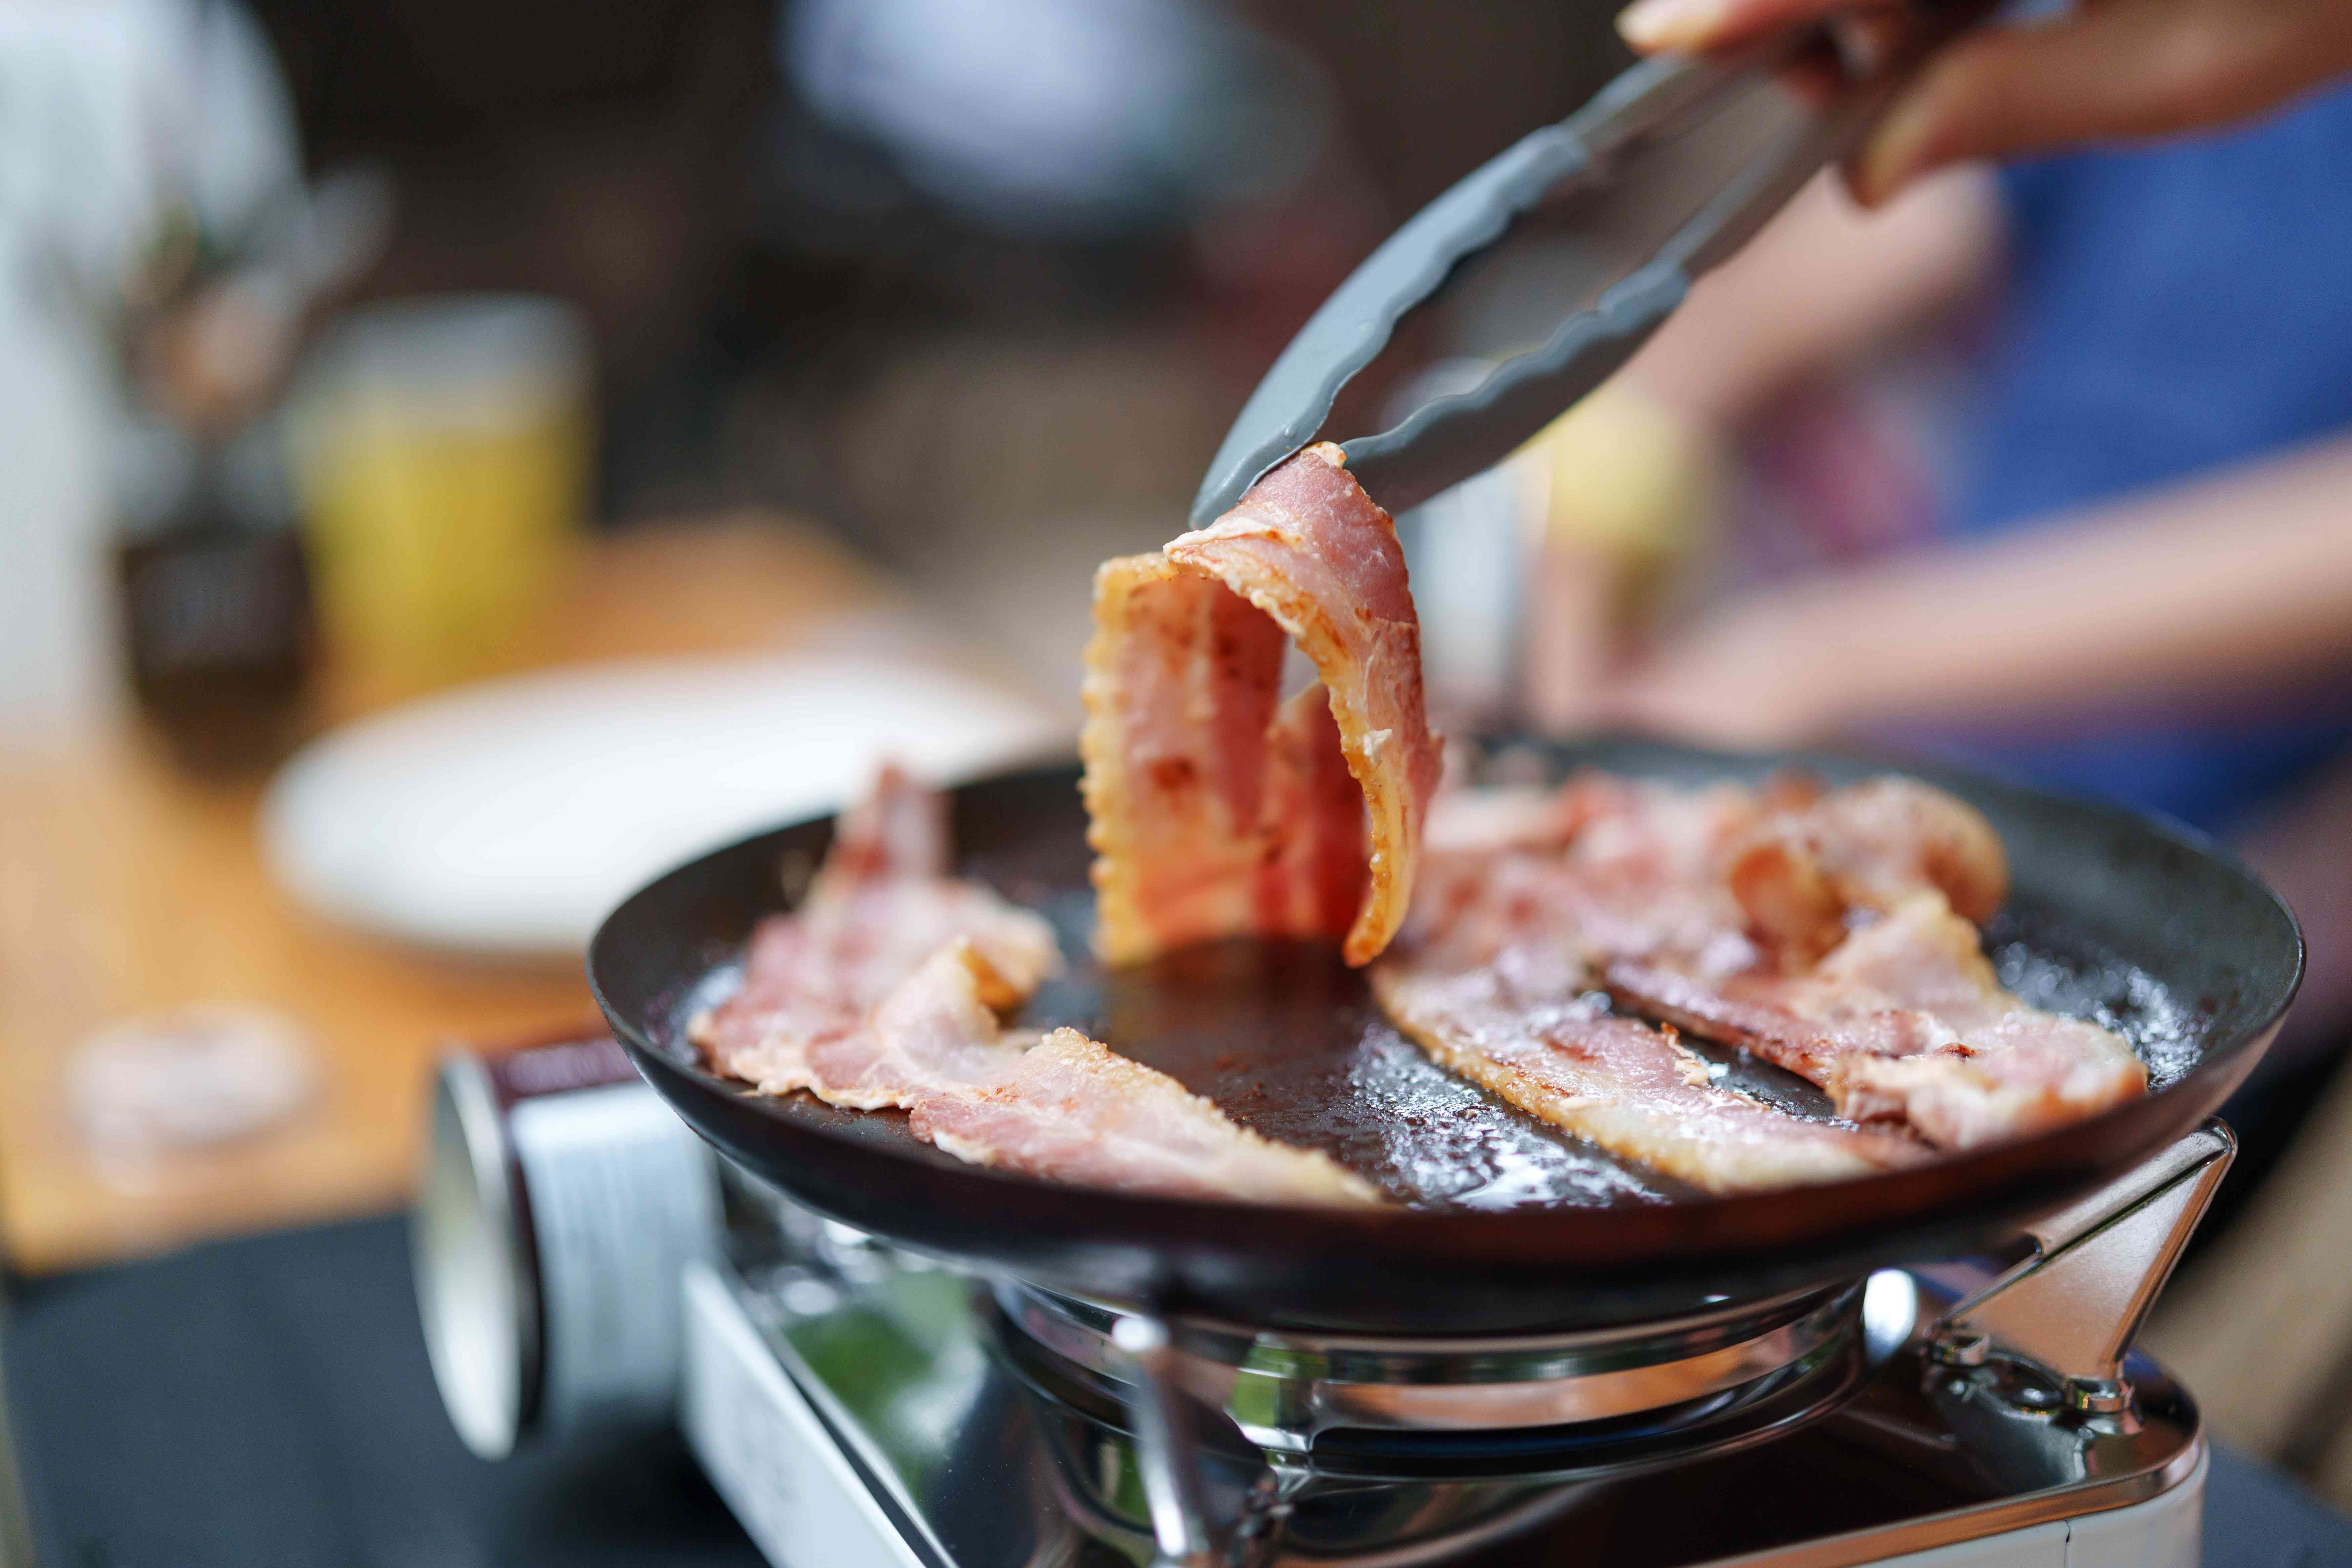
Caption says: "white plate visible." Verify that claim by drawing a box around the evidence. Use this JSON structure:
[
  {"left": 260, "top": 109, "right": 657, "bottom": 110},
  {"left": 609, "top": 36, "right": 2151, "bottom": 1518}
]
[{"left": 262, "top": 650, "right": 1065, "bottom": 959}]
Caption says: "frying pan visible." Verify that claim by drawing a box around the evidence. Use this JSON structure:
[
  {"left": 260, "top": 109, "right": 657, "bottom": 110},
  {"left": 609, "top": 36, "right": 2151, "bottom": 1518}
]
[{"left": 588, "top": 737, "right": 2301, "bottom": 1335}]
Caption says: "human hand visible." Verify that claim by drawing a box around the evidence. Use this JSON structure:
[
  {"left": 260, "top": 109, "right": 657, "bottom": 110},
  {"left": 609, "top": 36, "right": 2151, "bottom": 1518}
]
[
  {"left": 1583, "top": 590, "right": 1852, "bottom": 749},
  {"left": 1519, "top": 387, "right": 1724, "bottom": 733},
  {"left": 1614, "top": 0, "right": 2352, "bottom": 204}
]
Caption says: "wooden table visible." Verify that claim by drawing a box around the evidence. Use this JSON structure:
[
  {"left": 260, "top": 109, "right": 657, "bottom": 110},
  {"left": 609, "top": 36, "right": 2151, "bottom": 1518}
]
[{"left": 0, "top": 516, "right": 921, "bottom": 1274}]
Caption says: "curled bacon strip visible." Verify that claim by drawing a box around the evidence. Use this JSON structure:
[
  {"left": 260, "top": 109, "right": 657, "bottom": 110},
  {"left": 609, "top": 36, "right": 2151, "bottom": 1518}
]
[
  {"left": 1084, "top": 443, "right": 1441, "bottom": 967},
  {"left": 1079, "top": 556, "right": 1363, "bottom": 963}
]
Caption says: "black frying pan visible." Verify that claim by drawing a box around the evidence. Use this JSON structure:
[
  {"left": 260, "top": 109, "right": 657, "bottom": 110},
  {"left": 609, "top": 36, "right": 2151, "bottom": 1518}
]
[{"left": 587, "top": 738, "right": 2301, "bottom": 1335}]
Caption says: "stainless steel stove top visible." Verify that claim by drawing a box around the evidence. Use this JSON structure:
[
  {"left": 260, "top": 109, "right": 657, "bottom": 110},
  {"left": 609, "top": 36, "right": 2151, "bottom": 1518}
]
[
  {"left": 678, "top": 1186, "right": 2205, "bottom": 1568},
  {"left": 412, "top": 1052, "right": 2235, "bottom": 1567}
]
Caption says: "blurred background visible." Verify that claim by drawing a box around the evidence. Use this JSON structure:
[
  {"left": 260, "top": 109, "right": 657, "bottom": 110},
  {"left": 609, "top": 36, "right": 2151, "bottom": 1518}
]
[
  {"left": 0, "top": 0, "right": 1646, "bottom": 1284},
  {"left": 5, "top": 0, "right": 2352, "bottom": 1553}
]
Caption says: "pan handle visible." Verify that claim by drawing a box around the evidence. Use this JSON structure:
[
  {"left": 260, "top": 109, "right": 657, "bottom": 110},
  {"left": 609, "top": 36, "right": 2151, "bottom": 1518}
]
[{"left": 1930, "top": 1120, "right": 2237, "bottom": 1414}]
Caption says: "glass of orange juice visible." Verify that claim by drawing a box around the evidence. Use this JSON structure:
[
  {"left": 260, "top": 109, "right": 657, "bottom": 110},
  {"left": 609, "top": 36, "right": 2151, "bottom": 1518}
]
[{"left": 290, "top": 296, "right": 590, "bottom": 711}]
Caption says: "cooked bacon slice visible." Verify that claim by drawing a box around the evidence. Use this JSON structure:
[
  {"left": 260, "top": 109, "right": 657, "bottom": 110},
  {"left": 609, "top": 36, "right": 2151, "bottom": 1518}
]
[
  {"left": 1396, "top": 782, "right": 1768, "bottom": 1000},
  {"left": 786, "top": 936, "right": 1380, "bottom": 1205},
  {"left": 692, "top": 768, "right": 1061, "bottom": 1096},
  {"left": 1726, "top": 777, "right": 2008, "bottom": 966},
  {"left": 1162, "top": 443, "right": 1443, "bottom": 962},
  {"left": 1372, "top": 955, "right": 1925, "bottom": 1194},
  {"left": 1382, "top": 809, "right": 1924, "bottom": 1192},
  {"left": 1415, "top": 770, "right": 2010, "bottom": 976},
  {"left": 810, "top": 757, "right": 953, "bottom": 888},
  {"left": 1393, "top": 770, "right": 2139, "bottom": 1155},
  {"left": 1511, "top": 771, "right": 2140, "bottom": 1147},
  {"left": 697, "top": 773, "right": 1378, "bottom": 1205},
  {"left": 911, "top": 1027, "right": 1384, "bottom": 1206},
  {"left": 1080, "top": 555, "right": 1366, "bottom": 961},
  {"left": 1607, "top": 893, "right": 2147, "bottom": 1149},
  {"left": 741, "top": 934, "right": 1376, "bottom": 1205},
  {"left": 803, "top": 940, "right": 1038, "bottom": 1109},
  {"left": 1423, "top": 784, "right": 1578, "bottom": 857},
  {"left": 1083, "top": 442, "right": 1441, "bottom": 968}
]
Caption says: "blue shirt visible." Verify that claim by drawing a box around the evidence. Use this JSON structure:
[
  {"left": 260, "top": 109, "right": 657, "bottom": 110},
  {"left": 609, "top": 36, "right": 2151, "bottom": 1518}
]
[{"left": 1933, "top": 81, "right": 2352, "bottom": 834}]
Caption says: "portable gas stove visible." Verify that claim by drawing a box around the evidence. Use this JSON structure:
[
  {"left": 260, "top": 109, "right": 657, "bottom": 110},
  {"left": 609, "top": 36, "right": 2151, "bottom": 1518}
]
[{"left": 672, "top": 1134, "right": 2225, "bottom": 1568}]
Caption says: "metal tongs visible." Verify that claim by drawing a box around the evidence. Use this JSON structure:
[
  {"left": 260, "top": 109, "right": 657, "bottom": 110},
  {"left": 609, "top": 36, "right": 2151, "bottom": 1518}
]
[{"left": 1191, "top": 11, "right": 1981, "bottom": 527}]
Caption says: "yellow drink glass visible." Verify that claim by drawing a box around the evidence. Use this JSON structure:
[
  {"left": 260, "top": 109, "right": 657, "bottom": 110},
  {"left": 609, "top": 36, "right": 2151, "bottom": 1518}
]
[{"left": 292, "top": 296, "right": 590, "bottom": 711}]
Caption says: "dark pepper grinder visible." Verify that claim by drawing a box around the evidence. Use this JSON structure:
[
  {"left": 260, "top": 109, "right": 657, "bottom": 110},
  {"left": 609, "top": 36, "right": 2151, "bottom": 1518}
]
[{"left": 116, "top": 436, "right": 314, "bottom": 773}]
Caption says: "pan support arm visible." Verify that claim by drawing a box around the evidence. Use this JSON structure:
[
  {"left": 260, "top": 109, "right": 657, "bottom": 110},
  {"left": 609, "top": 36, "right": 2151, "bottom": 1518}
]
[
  {"left": 1103, "top": 1120, "right": 2236, "bottom": 1561},
  {"left": 1930, "top": 1120, "right": 2236, "bottom": 1414},
  {"left": 1110, "top": 1315, "right": 1222, "bottom": 1568},
  {"left": 1109, "top": 1313, "right": 1291, "bottom": 1568}
]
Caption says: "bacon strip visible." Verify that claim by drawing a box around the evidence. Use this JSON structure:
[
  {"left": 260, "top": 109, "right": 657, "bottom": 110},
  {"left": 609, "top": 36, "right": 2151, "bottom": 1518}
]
[
  {"left": 1607, "top": 894, "right": 2148, "bottom": 1149},
  {"left": 1723, "top": 777, "right": 2008, "bottom": 966},
  {"left": 912, "top": 1027, "right": 1384, "bottom": 1206},
  {"left": 1078, "top": 556, "right": 1364, "bottom": 961},
  {"left": 1372, "top": 952, "right": 1925, "bottom": 1194},
  {"left": 692, "top": 767, "right": 1062, "bottom": 1096},
  {"left": 1379, "top": 796, "right": 1927, "bottom": 1192},
  {"left": 1083, "top": 443, "right": 1441, "bottom": 968},
  {"left": 801, "top": 938, "right": 1378, "bottom": 1206},
  {"left": 804, "top": 940, "right": 1038, "bottom": 1110},
  {"left": 698, "top": 772, "right": 1379, "bottom": 1206},
  {"left": 1408, "top": 770, "right": 2144, "bottom": 1151}
]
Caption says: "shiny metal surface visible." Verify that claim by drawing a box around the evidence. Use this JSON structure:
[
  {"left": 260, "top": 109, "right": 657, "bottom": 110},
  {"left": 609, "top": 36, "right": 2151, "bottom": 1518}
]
[
  {"left": 1077, "top": 1281, "right": 1891, "bottom": 1567},
  {"left": 1025, "top": 1390, "right": 1600, "bottom": 1567},
  {"left": 1939, "top": 1122, "right": 2236, "bottom": 1408},
  {"left": 413, "top": 1041, "right": 721, "bottom": 1463},
  {"left": 412, "top": 1052, "right": 538, "bottom": 1461},
  {"left": 704, "top": 1176, "right": 2206, "bottom": 1567},
  {"left": 1717, "top": 1367, "right": 2207, "bottom": 1568},
  {"left": 1000, "top": 1278, "right": 1867, "bottom": 1451},
  {"left": 1111, "top": 1314, "right": 1223, "bottom": 1568}
]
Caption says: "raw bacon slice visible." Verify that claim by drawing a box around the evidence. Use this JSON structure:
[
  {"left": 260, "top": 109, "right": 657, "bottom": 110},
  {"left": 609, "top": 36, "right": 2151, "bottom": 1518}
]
[
  {"left": 692, "top": 767, "right": 1062, "bottom": 1096},
  {"left": 809, "top": 755, "right": 953, "bottom": 889},
  {"left": 1372, "top": 957, "right": 1925, "bottom": 1194},
  {"left": 911, "top": 1027, "right": 1384, "bottom": 1206},
  {"left": 1607, "top": 894, "right": 2148, "bottom": 1149},
  {"left": 1083, "top": 442, "right": 1441, "bottom": 968}
]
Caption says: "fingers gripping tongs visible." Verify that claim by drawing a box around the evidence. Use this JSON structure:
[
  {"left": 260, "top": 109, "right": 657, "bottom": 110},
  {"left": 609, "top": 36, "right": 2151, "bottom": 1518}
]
[{"left": 1190, "top": 16, "right": 1977, "bottom": 527}]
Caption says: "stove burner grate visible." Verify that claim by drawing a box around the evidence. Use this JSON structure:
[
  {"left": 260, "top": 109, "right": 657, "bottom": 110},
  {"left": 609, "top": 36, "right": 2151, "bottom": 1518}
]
[{"left": 989, "top": 1273, "right": 1915, "bottom": 1481}]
